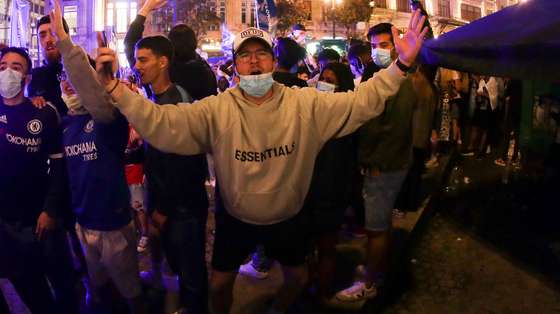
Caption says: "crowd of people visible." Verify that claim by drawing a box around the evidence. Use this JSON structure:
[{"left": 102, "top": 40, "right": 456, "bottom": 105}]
[{"left": 0, "top": 0, "right": 530, "bottom": 313}]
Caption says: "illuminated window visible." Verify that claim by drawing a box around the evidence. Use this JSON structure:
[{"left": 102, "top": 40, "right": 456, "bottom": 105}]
[
  {"left": 461, "top": 3, "right": 481, "bottom": 21},
  {"left": 115, "top": 2, "right": 128, "bottom": 32},
  {"left": 63, "top": 5, "right": 78, "bottom": 35},
  {"left": 438, "top": 0, "right": 450, "bottom": 17},
  {"left": 241, "top": 2, "right": 246, "bottom": 24},
  {"left": 95, "top": 0, "right": 104, "bottom": 31},
  {"left": 397, "top": 0, "right": 410, "bottom": 12},
  {"left": 96, "top": 0, "right": 138, "bottom": 33},
  {"left": 107, "top": 3, "right": 113, "bottom": 26}
]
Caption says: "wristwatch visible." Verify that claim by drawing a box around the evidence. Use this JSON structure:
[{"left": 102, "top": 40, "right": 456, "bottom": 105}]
[{"left": 396, "top": 58, "right": 412, "bottom": 73}]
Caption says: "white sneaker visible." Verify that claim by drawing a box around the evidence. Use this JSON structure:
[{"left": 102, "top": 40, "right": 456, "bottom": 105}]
[
  {"left": 137, "top": 235, "right": 149, "bottom": 253},
  {"left": 238, "top": 261, "right": 269, "bottom": 279},
  {"left": 335, "top": 281, "right": 377, "bottom": 302}
]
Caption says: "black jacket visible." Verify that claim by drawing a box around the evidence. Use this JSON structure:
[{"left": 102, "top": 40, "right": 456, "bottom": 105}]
[
  {"left": 28, "top": 62, "right": 68, "bottom": 116},
  {"left": 304, "top": 135, "right": 356, "bottom": 211}
]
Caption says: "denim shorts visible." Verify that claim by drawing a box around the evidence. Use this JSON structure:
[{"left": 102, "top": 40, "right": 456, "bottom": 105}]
[{"left": 363, "top": 170, "right": 407, "bottom": 232}]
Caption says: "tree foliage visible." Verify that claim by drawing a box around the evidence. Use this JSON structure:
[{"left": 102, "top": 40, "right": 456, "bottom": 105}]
[
  {"left": 176, "top": 0, "right": 221, "bottom": 38},
  {"left": 275, "top": 0, "right": 308, "bottom": 36},
  {"left": 333, "top": 0, "right": 372, "bottom": 37}
]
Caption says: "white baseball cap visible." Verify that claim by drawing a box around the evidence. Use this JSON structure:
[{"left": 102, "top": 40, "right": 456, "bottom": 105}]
[{"left": 232, "top": 27, "right": 273, "bottom": 55}]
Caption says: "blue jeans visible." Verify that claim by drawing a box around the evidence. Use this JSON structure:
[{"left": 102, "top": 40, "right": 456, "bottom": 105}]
[
  {"left": 363, "top": 170, "right": 407, "bottom": 231},
  {"left": 162, "top": 215, "right": 208, "bottom": 314}
]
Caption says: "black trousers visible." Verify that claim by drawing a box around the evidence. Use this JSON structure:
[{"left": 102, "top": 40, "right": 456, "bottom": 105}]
[
  {"left": 161, "top": 214, "right": 209, "bottom": 314},
  {"left": 0, "top": 222, "right": 57, "bottom": 314}
]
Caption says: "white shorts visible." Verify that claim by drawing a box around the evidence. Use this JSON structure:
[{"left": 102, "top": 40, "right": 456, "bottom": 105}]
[{"left": 75, "top": 222, "right": 141, "bottom": 299}]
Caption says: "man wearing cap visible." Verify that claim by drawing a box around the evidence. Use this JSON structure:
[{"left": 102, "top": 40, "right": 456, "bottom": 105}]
[{"left": 94, "top": 11, "right": 428, "bottom": 314}]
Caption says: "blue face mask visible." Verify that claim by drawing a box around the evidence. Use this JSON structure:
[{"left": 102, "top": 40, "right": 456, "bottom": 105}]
[
  {"left": 238, "top": 73, "right": 274, "bottom": 97},
  {"left": 372, "top": 48, "right": 393, "bottom": 68}
]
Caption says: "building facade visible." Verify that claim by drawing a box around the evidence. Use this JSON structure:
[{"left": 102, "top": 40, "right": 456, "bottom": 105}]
[{"left": 1, "top": 0, "right": 522, "bottom": 65}]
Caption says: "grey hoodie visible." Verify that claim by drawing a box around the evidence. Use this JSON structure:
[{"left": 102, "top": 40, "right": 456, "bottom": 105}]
[{"left": 111, "top": 64, "right": 406, "bottom": 225}]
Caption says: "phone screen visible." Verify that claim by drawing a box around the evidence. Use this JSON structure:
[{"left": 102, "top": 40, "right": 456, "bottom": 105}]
[{"left": 100, "top": 31, "right": 108, "bottom": 48}]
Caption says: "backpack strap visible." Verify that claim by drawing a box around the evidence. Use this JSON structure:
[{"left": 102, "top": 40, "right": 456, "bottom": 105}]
[{"left": 175, "top": 85, "right": 193, "bottom": 103}]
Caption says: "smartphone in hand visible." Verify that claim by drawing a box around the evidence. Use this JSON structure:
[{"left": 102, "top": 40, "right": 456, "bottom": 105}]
[{"left": 99, "top": 31, "right": 114, "bottom": 79}]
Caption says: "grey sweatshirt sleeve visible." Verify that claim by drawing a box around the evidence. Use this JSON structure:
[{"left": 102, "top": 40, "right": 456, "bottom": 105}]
[
  {"left": 112, "top": 86, "right": 214, "bottom": 155},
  {"left": 57, "top": 38, "right": 116, "bottom": 123},
  {"left": 310, "top": 63, "right": 406, "bottom": 142}
]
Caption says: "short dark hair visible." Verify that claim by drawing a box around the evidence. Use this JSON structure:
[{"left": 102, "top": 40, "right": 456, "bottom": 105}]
[
  {"left": 274, "top": 37, "right": 306, "bottom": 70},
  {"left": 0, "top": 47, "right": 33, "bottom": 74},
  {"left": 318, "top": 48, "right": 340, "bottom": 63},
  {"left": 37, "top": 15, "right": 70, "bottom": 34},
  {"left": 168, "top": 24, "right": 197, "bottom": 62},
  {"left": 135, "top": 36, "right": 175, "bottom": 64},
  {"left": 347, "top": 42, "right": 370, "bottom": 62},
  {"left": 367, "top": 22, "right": 394, "bottom": 43}
]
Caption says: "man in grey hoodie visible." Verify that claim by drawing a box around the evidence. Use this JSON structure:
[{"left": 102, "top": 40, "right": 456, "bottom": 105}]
[{"left": 94, "top": 11, "right": 428, "bottom": 314}]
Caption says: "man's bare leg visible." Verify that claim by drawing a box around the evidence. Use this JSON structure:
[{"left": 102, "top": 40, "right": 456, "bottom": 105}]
[
  {"left": 271, "top": 264, "right": 308, "bottom": 312},
  {"left": 365, "top": 229, "right": 391, "bottom": 288},
  {"left": 209, "top": 269, "right": 236, "bottom": 314}
]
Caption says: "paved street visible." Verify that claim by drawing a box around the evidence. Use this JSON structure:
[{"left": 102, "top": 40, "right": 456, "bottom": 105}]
[
  {"left": 383, "top": 212, "right": 560, "bottom": 314},
  {"left": 2, "top": 153, "right": 560, "bottom": 313}
]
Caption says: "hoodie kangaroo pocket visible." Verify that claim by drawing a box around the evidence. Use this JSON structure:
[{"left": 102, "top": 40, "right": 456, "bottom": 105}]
[{"left": 233, "top": 186, "right": 302, "bottom": 225}]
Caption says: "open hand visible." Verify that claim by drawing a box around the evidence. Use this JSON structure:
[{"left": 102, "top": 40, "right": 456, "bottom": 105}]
[
  {"left": 48, "top": 0, "right": 68, "bottom": 42},
  {"left": 392, "top": 9, "right": 429, "bottom": 66}
]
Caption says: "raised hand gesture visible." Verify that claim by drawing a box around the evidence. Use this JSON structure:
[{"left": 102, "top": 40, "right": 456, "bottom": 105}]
[
  {"left": 392, "top": 9, "right": 429, "bottom": 66},
  {"left": 48, "top": 0, "right": 68, "bottom": 42},
  {"left": 95, "top": 33, "right": 119, "bottom": 89}
]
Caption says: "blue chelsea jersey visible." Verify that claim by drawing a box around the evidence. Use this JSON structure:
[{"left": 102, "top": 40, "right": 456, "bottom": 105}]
[
  {"left": 62, "top": 113, "right": 131, "bottom": 231},
  {"left": 0, "top": 100, "right": 63, "bottom": 225}
]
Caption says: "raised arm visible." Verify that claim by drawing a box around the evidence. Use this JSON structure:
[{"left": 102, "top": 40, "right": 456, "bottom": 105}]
[
  {"left": 311, "top": 63, "right": 406, "bottom": 141},
  {"left": 50, "top": 0, "right": 116, "bottom": 122},
  {"left": 311, "top": 9, "right": 428, "bottom": 141},
  {"left": 124, "top": 0, "right": 167, "bottom": 68},
  {"left": 107, "top": 84, "right": 214, "bottom": 155}
]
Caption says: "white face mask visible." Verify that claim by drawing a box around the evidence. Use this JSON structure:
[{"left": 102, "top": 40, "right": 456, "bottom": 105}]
[
  {"left": 0, "top": 68, "right": 24, "bottom": 99},
  {"left": 316, "top": 81, "right": 337, "bottom": 93},
  {"left": 238, "top": 72, "right": 274, "bottom": 97},
  {"left": 371, "top": 48, "right": 393, "bottom": 68},
  {"left": 61, "top": 93, "right": 84, "bottom": 113}
]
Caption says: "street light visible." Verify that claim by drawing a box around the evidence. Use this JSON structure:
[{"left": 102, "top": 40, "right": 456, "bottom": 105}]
[{"left": 324, "top": 0, "right": 343, "bottom": 39}]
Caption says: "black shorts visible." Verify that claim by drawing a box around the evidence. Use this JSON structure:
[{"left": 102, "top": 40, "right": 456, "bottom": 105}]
[
  {"left": 211, "top": 208, "right": 310, "bottom": 272},
  {"left": 472, "top": 108, "right": 490, "bottom": 129}
]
